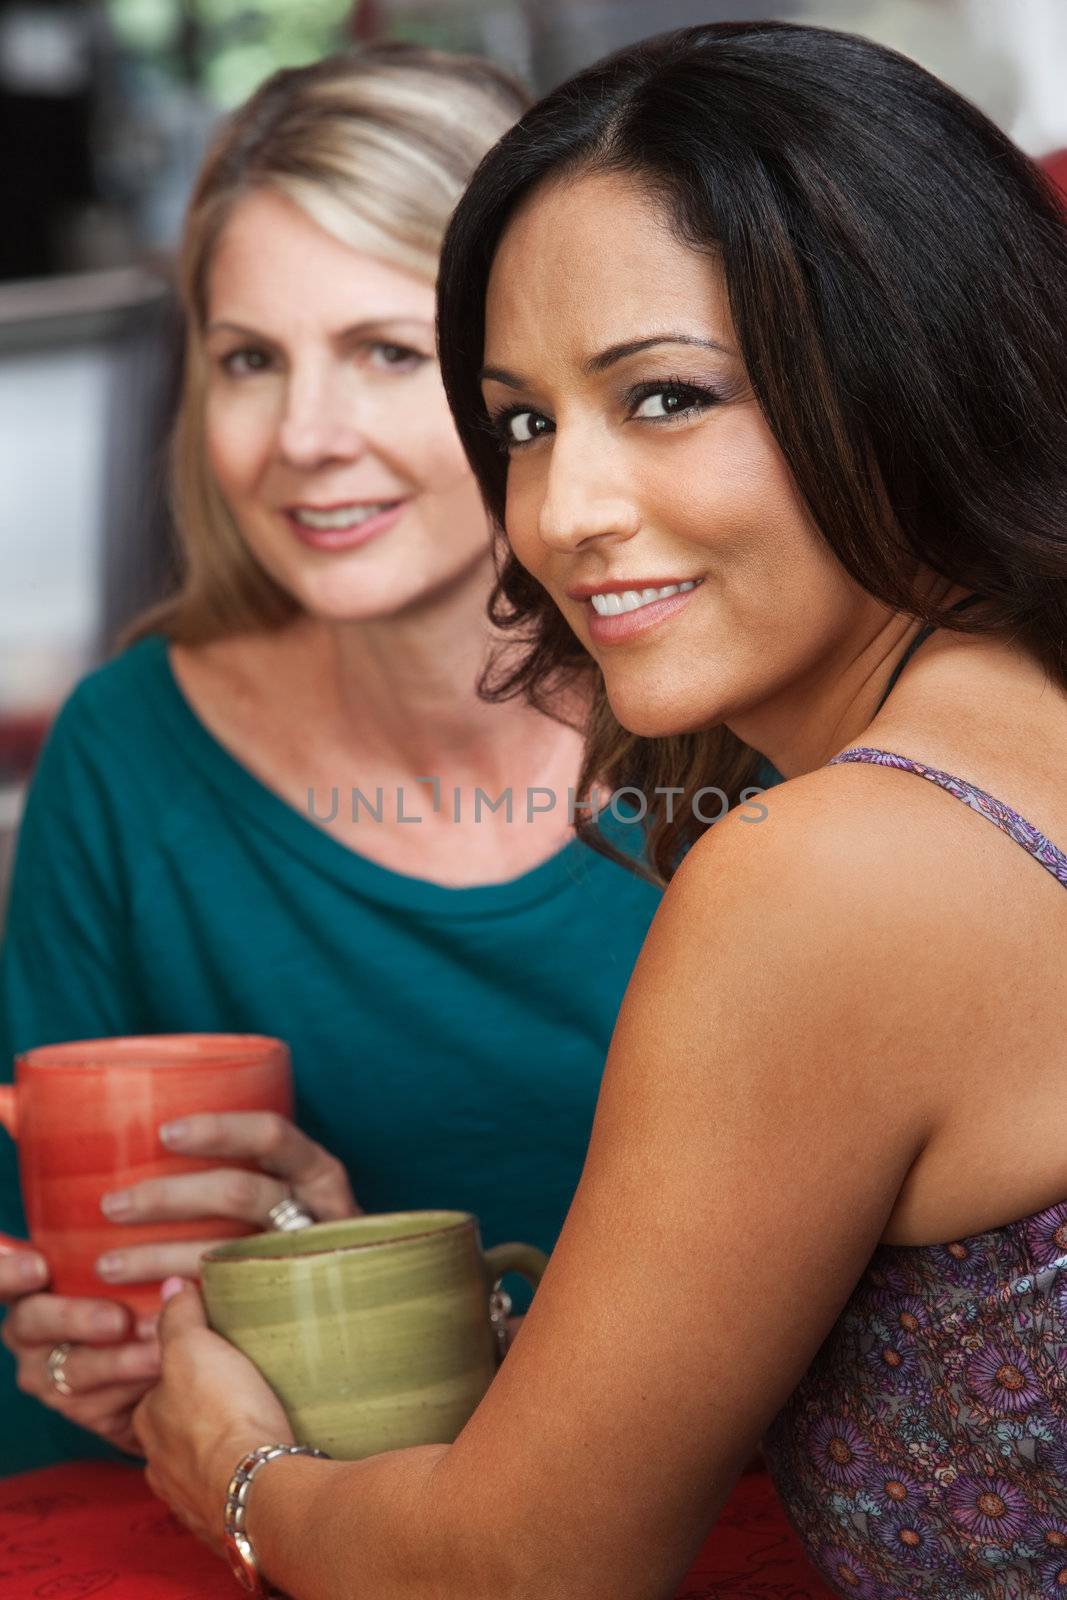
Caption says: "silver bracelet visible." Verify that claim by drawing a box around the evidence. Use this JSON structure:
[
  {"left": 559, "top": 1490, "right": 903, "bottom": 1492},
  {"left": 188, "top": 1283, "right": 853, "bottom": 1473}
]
[
  {"left": 223, "top": 1442, "right": 329, "bottom": 1596},
  {"left": 489, "top": 1285, "right": 513, "bottom": 1363}
]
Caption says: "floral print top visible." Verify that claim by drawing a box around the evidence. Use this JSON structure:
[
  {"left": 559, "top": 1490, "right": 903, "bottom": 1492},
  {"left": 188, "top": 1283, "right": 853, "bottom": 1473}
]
[{"left": 762, "top": 750, "right": 1067, "bottom": 1600}]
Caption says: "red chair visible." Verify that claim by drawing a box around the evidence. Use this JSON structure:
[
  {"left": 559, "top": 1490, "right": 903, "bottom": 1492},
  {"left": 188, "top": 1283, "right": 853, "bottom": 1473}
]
[{"left": 1039, "top": 148, "right": 1067, "bottom": 204}]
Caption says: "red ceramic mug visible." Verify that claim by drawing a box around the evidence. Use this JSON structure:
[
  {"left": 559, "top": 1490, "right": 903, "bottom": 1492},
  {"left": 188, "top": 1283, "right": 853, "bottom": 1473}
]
[{"left": 0, "top": 1034, "right": 292, "bottom": 1317}]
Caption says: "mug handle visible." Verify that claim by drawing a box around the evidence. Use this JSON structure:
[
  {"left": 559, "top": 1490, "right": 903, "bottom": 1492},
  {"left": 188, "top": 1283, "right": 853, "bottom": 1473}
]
[
  {"left": 483, "top": 1242, "right": 548, "bottom": 1362},
  {"left": 0, "top": 1086, "right": 33, "bottom": 1259},
  {"left": 483, "top": 1242, "right": 548, "bottom": 1293},
  {"left": 0, "top": 1234, "right": 35, "bottom": 1256},
  {"left": 0, "top": 1084, "right": 16, "bottom": 1139}
]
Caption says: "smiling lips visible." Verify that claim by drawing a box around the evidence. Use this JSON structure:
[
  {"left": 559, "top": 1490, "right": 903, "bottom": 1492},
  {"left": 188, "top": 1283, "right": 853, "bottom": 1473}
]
[
  {"left": 291, "top": 501, "right": 401, "bottom": 531},
  {"left": 581, "top": 579, "right": 702, "bottom": 645},
  {"left": 285, "top": 499, "right": 408, "bottom": 551},
  {"left": 589, "top": 581, "right": 697, "bottom": 616}
]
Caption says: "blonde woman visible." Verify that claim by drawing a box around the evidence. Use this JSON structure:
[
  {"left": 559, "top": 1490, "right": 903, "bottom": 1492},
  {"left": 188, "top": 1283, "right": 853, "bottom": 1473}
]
[{"left": 0, "top": 44, "right": 662, "bottom": 1474}]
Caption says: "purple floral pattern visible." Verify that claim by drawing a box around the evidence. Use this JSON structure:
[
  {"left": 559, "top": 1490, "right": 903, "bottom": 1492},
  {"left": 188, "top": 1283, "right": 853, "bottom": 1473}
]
[
  {"left": 764, "top": 747, "right": 1067, "bottom": 1597},
  {"left": 765, "top": 1215, "right": 1067, "bottom": 1600}
]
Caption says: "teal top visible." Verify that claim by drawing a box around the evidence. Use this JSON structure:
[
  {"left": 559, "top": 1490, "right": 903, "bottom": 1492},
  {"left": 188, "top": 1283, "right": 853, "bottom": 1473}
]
[{"left": 0, "top": 636, "right": 664, "bottom": 1474}]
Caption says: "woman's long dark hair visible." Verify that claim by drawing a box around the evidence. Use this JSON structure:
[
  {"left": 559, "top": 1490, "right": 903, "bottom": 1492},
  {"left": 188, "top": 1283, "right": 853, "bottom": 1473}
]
[{"left": 437, "top": 21, "right": 1067, "bottom": 881}]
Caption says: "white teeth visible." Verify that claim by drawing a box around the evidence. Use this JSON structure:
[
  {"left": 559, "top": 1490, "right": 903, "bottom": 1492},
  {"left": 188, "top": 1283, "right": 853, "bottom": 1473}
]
[
  {"left": 293, "top": 502, "right": 395, "bottom": 530},
  {"left": 590, "top": 581, "right": 696, "bottom": 617}
]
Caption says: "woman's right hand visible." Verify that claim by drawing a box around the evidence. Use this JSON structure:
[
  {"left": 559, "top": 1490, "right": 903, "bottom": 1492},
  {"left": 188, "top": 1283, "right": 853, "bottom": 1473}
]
[
  {"left": 0, "top": 1255, "right": 159, "bottom": 1454},
  {"left": 0, "top": 1114, "right": 358, "bottom": 1453}
]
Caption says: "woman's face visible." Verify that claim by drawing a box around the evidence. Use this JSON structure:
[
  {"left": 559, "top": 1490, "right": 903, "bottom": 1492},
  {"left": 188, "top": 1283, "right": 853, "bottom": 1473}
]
[
  {"left": 203, "top": 189, "right": 491, "bottom": 623},
  {"left": 481, "top": 170, "right": 876, "bottom": 740}
]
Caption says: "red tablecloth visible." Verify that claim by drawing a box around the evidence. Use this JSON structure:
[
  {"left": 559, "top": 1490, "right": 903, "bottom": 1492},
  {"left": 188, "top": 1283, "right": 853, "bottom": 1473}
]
[{"left": 0, "top": 1461, "right": 836, "bottom": 1598}]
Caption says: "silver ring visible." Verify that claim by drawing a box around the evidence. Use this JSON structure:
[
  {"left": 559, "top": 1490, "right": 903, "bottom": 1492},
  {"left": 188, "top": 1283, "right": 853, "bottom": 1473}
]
[
  {"left": 266, "top": 1195, "right": 315, "bottom": 1232},
  {"left": 46, "top": 1341, "right": 75, "bottom": 1398}
]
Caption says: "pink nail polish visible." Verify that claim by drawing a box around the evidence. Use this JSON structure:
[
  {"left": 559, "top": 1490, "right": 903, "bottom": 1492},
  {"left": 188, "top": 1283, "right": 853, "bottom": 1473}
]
[{"left": 160, "top": 1276, "right": 186, "bottom": 1303}]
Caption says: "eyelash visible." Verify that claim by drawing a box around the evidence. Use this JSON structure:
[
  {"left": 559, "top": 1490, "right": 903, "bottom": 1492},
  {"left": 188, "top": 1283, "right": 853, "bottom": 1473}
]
[
  {"left": 216, "top": 341, "right": 429, "bottom": 379},
  {"left": 487, "top": 377, "right": 721, "bottom": 453}
]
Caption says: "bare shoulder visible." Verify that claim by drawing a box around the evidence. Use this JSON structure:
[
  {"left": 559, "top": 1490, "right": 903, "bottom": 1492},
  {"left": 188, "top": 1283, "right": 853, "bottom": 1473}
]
[
  {"left": 661, "top": 759, "right": 962, "bottom": 948},
  {"left": 628, "top": 760, "right": 1003, "bottom": 1118}
]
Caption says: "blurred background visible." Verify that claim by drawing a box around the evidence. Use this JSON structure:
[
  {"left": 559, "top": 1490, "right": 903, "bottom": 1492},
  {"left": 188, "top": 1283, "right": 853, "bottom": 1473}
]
[{"left": 1, "top": 0, "right": 1065, "bottom": 890}]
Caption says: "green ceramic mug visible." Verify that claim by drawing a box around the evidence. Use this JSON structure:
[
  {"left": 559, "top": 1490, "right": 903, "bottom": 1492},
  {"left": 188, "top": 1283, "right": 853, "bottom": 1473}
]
[{"left": 200, "top": 1210, "right": 547, "bottom": 1460}]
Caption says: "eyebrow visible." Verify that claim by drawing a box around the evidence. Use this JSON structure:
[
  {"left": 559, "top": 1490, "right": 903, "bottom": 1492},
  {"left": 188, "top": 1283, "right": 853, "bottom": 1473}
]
[
  {"left": 479, "top": 333, "right": 730, "bottom": 390},
  {"left": 205, "top": 316, "right": 434, "bottom": 341}
]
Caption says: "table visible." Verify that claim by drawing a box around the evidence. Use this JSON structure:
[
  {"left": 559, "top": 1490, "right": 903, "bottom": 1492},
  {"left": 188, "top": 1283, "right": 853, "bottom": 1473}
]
[{"left": 0, "top": 1461, "right": 836, "bottom": 1598}]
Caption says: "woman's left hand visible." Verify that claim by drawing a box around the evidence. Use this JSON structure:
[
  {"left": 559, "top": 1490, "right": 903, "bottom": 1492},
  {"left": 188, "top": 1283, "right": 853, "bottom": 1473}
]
[{"left": 133, "top": 1280, "right": 293, "bottom": 1550}]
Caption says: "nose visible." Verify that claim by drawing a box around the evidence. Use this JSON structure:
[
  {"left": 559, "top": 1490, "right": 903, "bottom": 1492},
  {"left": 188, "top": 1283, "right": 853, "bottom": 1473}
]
[
  {"left": 536, "top": 425, "right": 639, "bottom": 553},
  {"left": 276, "top": 364, "right": 367, "bottom": 469}
]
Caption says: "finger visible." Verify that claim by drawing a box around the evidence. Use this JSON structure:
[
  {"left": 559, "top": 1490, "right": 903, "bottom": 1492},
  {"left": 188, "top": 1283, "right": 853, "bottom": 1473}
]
[
  {"left": 21, "top": 1338, "right": 161, "bottom": 1401},
  {"left": 44, "top": 1379, "right": 153, "bottom": 1441},
  {"left": 158, "top": 1110, "right": 311, "bottom": 1168},
  {"left": 96, "top": 1237, "right": 234, "bottom": 1288},
  {"left": 158, "top": 1278, "right": 206, "bottom": 1344},
  {"left": 3, "top": 1294, "right": 130, "bottom": 1349},
  {"left": 0, "top": 1249, "right": 49, "bottom": 1300},
  {"left": 101, "top": 1167, "right": 284, "bottom": 1227},
  {"left": 159, "top": 1113, "right": 358, "bottom": 1218}
]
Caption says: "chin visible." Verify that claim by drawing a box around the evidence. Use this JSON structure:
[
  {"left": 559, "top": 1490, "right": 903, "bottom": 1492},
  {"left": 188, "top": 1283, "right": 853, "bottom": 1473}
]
[
  {"left": 603, "top": 681, "right": 721, "bottom": 741},
  {"left": 294, "top": 574, "right": 423, "bottom": 623}
]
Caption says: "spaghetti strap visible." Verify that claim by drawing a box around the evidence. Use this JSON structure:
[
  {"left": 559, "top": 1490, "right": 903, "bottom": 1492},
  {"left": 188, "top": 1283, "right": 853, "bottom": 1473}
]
[
  {"left": 827, "top": 747, "right": 1067, "bottom": 890},
  {"left": 873, "top": 594, "right": 984, "bottom": 715}
]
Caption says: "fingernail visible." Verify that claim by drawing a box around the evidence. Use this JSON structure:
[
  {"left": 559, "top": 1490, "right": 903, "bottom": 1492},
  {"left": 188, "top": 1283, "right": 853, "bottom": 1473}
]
[
  {"left": 161, "top": 1276, "right": 186, "bottom": 1303},
  {"left": 96, "top": 1252, "right": 125, "bottom": 1281},
  {"left": 91, "top": 1306, "right": 126, "bottom": 1337},
  {"left": 16, "top": 1254, "right": 47, "bottom": 1287},
  {"left": 100, "top": 1192, "right": 132, "bottom": 1220},
  {"left": 159, "top": 1120, "right": 189, "bottom": 1148},
  {"left": 136, "top": 1315, "right": 159, "bottom": 1341}
]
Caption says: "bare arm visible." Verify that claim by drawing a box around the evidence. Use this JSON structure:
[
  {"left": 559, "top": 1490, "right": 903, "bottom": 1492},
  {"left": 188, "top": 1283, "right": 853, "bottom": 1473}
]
[{"left": 138, "top": 782, "right": 950, "bottom": 1599}]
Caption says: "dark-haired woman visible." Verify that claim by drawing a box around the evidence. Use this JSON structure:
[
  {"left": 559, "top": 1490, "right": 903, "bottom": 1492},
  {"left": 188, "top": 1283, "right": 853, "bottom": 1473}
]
[{"left": 134, "top": 23, "right": 1067, "bottom": 1600}]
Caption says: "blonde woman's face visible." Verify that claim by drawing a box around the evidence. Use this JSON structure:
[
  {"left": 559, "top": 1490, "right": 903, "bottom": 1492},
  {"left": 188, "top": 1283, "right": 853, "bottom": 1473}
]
[{"left": 203, "top": 189, "right": 491, "bottom": 622}]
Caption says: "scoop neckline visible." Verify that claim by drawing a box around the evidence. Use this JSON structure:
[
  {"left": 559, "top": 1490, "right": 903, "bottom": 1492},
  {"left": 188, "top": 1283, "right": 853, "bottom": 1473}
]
[{"left": 137, "top": 634, "right": 603, "bottom": 919}]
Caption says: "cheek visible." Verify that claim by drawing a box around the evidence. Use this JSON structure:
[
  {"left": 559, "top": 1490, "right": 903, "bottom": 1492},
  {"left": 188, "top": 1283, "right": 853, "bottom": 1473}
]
[
  {"left": 401, "top": 417, "right": 474, "bottom": 496},
  {"left": 381, "top": 372, "right": 473, "bottom": 495},
  {"left": 503, "top": 466, "right": 546, "bottom": 575},
  {"left": 205, "top": 393, "right": 272, "bottom": 498},
  {"left": 655, "top": 412, "right": 821, "bottom": 577}
]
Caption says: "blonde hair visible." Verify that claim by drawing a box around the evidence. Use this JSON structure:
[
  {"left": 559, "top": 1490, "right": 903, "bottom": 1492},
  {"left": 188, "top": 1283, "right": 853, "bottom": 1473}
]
[{"left": 129, "top": 44, "right": 529, "bottom": 645}]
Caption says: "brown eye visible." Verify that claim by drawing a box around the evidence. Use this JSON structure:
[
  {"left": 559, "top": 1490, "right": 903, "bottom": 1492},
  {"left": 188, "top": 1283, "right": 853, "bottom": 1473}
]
[
  {"left": 221, "top": 348, "right": 272, "bottom": 377},
  {"left": 507, "top": 411, "right": 552, "bottom": 443},
  {"left": 369, "top": 342, "right": 426, "bottom": 372},
  {"left": 631, "top": 382, "right": 715, "bottom": 420}
]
